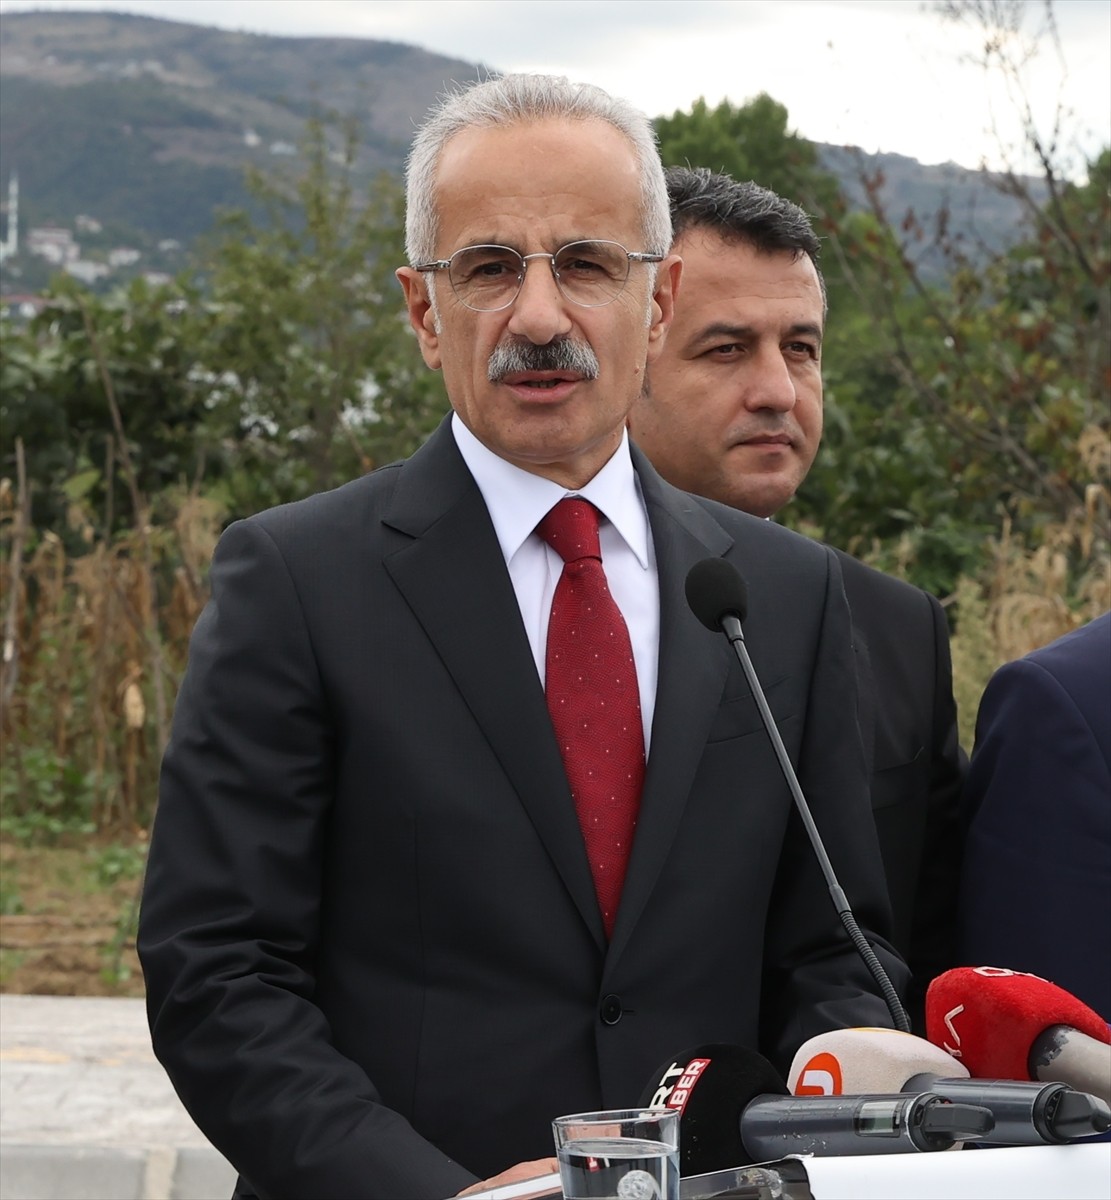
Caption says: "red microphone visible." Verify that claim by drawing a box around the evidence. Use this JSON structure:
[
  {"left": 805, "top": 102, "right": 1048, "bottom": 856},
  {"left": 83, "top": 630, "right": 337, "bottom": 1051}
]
[{"left": 926, "top": 967, "right": 1111, "bottom": 1104}]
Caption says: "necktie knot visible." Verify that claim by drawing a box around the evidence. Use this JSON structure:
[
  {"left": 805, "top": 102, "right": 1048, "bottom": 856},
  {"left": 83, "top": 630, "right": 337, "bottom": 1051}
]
[{"left": 537, "top": 498, "right": 601, "bottom": 564}]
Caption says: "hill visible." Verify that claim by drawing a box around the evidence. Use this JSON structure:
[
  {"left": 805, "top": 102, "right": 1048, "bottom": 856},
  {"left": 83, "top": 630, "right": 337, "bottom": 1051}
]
[
  {"left": 0, "top": 9, "right": 1044, "bottom": 286},
  {"left": 0, "top": 9, "right": 486, "bottom": 259}
]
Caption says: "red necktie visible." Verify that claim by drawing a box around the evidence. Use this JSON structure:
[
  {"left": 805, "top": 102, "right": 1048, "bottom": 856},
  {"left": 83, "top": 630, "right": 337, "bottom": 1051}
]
[{"left": 537, "top": 498, "right": 645, "bottom": 938}]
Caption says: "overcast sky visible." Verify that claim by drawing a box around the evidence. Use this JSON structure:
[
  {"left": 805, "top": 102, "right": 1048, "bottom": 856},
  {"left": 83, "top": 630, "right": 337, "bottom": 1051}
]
[{"left": 2, "top": 0, "right": 1107, "bottom": 175}]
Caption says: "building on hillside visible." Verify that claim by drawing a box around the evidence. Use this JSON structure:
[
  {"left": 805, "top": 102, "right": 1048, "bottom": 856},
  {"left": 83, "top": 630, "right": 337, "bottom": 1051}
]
[
  {"left": 65, "top": 259, "right": 110, "bottom": 284},
  {"left": 1, "top": 293, "right": 46, "bottom": 321},
  {"left": 27, "top": 226, "right": 79, "bottom": 265},
  {"left": 108, "top": 246, "right": 141, "bottom": 268}
]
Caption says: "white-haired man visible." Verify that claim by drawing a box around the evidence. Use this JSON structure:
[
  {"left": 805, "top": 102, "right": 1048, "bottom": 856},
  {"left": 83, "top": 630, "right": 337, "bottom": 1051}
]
[{"left": 140, "top": 77, "right": 905, "bottom": 1197}]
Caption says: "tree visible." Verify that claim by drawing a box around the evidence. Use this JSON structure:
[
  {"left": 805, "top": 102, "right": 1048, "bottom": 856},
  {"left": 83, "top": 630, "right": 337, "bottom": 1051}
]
[
  {"left": 1, "top": 274, "right": 215, "bottom": 542},
  {"left": 803, "top": 2, "right": 1110, "bottom": 599},
  {"left": 197, "top": 113, "right": 446, "bottom": 516},
  {"left": 1, "top": 111, "right": 448, "bottom": 535},
  {"left": 654, "top": 93, "right": 843, "bottom": 220}
]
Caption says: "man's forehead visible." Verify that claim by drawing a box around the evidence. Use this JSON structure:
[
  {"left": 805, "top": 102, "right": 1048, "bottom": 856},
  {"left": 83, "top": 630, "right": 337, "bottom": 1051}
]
[
  {"left": 435, "top": 116, "right": 638, "bottom": 180},
  {"left": 674, "top": 228, "right": 810, "bottom": 270},
  {"left": 674, "top": 233, "right": 822, "bottom": 307},
  {"left": 430, "top": 118, "right": 646, "bottom": 252}
]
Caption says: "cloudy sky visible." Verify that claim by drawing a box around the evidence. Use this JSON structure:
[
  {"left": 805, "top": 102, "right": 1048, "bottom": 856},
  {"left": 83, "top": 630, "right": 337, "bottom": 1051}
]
[{"left": 2, "top": 0, "right": 1107, "bottom": 175}]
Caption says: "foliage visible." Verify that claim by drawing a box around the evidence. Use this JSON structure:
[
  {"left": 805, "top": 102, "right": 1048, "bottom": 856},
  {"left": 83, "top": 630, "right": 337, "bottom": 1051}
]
[
  {"left": 655, "top": 93, "right": 843, "bottom": 220},
  {"left": 91, "top": 841, "right": 147, "bottom": 887},
  {"left": 0, "top": 506, "right": 212, "bottom": 837},
  {"left": 2, "top": 28, "right": 1108, "bottom": 850},
  {"left": 803, "top": 144, "right": 1109, "bottom": 599},
  {"left": 1, "top": 111, "right": 445, "bottom": 537},
  {"left": 1, "top": 110, "right": 445, "bottom": 839},
  {"left": 0, "top": 744, "right": 98, "bottom": 844},
  {"left": 195, "top": 112, "right": 446, "bottom": 513},
  {"left": 652, "top": 75, "right": 1109, "bottom": 604},
  {"left": 1, "top": 275, "right": 217, "bottom": 542}
]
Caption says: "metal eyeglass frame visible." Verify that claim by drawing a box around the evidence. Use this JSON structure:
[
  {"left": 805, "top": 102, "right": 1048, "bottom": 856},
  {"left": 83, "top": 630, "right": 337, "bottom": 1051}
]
[{"left": 413, "top": 240, "right": 665, "bottom": 311}]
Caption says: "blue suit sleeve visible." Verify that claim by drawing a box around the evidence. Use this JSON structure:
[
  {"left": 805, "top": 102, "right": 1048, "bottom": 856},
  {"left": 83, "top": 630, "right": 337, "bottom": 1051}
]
[{"left": 957, "top": 657, "right": 1111, "bottom": 1018}]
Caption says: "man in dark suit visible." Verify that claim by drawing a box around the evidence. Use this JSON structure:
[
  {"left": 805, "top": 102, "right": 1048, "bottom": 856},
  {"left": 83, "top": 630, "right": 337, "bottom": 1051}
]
[
  {"left": 138, "top": 79, "right": 905, "bottom": 1198},
  {"left": 958, "top": 612, "right": 1111, "bottom": 1019},
  {"left": 629, "top": 167, "right": 965, "bottom": 1029}
]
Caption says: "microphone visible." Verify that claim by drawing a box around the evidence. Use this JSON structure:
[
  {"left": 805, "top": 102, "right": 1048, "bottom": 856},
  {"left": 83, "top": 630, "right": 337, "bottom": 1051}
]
[
  {"left": 926, "top": 967, "right": 1111, "bottom": 1105},
  {"left": 684, "top": 558, "right": 910, "bottom": 1034},
  {"left": 788, "top": 1026, "right": 1111, "bottom": 1144},
  {"left": 640, "top": 1043, "right": 993, "bottom": 1175}
]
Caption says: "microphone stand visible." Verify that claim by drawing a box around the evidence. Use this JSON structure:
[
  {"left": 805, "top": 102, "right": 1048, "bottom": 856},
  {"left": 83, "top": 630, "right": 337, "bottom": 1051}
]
[{"left": 719, "top": 612, "right": 911, "bottom": 1035}]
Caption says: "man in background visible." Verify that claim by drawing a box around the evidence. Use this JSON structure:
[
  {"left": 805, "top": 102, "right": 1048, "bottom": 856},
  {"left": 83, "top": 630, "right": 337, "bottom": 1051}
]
[{"left": 630, "top": 166, "right": 965, "bottom": 1025}]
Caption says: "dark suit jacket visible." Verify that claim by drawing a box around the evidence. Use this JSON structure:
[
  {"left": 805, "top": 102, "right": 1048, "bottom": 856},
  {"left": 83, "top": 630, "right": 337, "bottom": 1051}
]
[
  {"left": 138, "top": 420, "right": 905, "bottom": 1199},
  {"left": 835, "top": 552, "right": 966, "bottom": 1028},
  {"left": 957, "top": 612, "right": 1111, "bottom": 1019}
]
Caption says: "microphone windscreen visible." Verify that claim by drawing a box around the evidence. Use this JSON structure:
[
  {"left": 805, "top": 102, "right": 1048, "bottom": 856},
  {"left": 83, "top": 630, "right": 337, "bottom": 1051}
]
[
  {"left": 685, "top": 559, "right": 748, "bottom": 631},
  {"left": 639, "top": 1043, "right": 786, "bottom": 1175},
  {"left": 788, "top": 1027, "right": 970, "bottom": 1095},
  {"left": 926, "top": 967, "right": 1111, "bottom": 1079}
]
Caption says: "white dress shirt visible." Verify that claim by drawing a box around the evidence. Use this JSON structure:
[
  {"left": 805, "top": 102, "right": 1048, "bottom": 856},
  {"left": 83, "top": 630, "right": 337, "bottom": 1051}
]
[{"left": 452, "top": 413, "right": 659, "bottom": 750}]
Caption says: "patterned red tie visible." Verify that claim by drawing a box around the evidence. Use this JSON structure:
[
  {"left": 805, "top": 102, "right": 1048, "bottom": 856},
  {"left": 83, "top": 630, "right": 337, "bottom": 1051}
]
[{"left": 537, "top": 498, "right": 646, "bottom": 938}]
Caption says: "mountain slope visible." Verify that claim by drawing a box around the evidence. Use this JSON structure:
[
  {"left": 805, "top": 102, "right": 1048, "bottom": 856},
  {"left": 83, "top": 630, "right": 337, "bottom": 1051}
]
[{"left": 0, "top": 9, "right": 1043, "bottom": 267}]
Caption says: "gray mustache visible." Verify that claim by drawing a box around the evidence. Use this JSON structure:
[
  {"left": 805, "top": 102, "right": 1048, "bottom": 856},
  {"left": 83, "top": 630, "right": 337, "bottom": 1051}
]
[{"left": 488, "top": 338, "right": 600, "bottom": 382}]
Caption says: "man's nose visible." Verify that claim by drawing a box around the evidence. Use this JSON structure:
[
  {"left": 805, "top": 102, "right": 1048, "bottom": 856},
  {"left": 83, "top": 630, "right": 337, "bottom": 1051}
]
[
  {"left": 742, "top": 347, "right": 797, "bottom": 412},
  {"left": 506, "top": 256, "right": 573, "bottom": 345}
]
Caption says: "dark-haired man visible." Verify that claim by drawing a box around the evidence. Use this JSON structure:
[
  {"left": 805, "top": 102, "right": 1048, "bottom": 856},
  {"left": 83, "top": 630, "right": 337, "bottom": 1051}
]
[{"left": 630, "top": 167, "right": 965, "bottom": 1026}]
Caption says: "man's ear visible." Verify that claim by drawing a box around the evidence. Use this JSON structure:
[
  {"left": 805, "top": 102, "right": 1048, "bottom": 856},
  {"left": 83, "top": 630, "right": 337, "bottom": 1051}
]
[
  {"left": 645, "top": 253, "right": 682, "bottom": 363},
  {"left": 396, "top": 266, "right": 442, "bottom": 370}
]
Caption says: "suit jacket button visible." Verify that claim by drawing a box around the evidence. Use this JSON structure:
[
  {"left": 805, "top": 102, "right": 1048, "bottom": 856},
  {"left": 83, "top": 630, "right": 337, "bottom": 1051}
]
[{"left": 600, "top": 994, "right": 623, "bottom": 1025}]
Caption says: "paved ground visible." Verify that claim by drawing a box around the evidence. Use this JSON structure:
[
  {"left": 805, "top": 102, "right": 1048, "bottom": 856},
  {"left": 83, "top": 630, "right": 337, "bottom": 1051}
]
[{"left": 0, "top": 993, "right": 237, "bottom": 1200}]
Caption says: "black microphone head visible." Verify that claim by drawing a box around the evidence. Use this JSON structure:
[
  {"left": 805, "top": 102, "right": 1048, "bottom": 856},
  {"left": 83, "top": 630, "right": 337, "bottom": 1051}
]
[
  {"left": 639, "top": 1043, "right": 786, "bottom": 1175},
  {"left": 685, "top": 559, "right": 749, "bottom": 632}
]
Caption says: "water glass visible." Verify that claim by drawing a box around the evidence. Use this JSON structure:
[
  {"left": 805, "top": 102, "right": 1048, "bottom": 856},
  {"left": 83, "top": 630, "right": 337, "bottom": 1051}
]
[{"left": 551, "top": 1107, "right": 679, "bottom": 1199}]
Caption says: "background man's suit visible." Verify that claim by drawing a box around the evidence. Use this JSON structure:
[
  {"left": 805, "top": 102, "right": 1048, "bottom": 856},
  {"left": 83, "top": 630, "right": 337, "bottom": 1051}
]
[
  {"left": 958, "top": 611, "right": 1111, "bottom": 1019},
  {"left": 836, "top": 552, "right": 966, "bottom": 1026},
  {"left": 139, "top": 419, "right": 905, "bottom": 1198}
]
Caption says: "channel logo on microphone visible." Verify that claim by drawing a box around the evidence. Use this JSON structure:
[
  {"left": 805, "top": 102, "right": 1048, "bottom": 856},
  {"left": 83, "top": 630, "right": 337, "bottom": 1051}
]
[
  {"left": 793, "top": 1051, "right": 843, "bottom": 1095},
  {"left": 645, "top": 1055, "right": 711, "bottom": 1113}
]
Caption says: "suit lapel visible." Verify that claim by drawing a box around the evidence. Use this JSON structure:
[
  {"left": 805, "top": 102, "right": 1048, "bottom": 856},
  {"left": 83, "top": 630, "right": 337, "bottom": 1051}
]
[
  {"left": 381, "top": 422, "right": 606, "bottom": 944},
  {"left": 607, "top": 452, "right": 737, "bottom": 963},
  {"left": 379, "top": 428, "right": 746, "bottom": 958}
]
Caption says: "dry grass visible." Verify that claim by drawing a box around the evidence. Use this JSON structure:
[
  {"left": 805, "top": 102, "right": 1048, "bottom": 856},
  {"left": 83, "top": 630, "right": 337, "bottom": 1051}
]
[
  {"left": 950, "top": 472, "right": 1111, "bottom": 749},
  {"left": 0, "top": 487, "right": 223, "bottom": 836},
  {"left": 3, "top": 473, "right": 1108, "bottom": 828}
]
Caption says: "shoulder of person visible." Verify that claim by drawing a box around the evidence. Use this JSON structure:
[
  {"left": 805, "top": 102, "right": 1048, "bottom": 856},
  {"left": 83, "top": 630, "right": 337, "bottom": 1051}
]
[
  {"left": 830, "top": 548, "right": 942, "bottom": 624},
  {"left": 1023, "top": 611, "right": 1111, "bottom": 678},
  {"left": 241, "top": 466, "right": 401, "bottom": 539}
]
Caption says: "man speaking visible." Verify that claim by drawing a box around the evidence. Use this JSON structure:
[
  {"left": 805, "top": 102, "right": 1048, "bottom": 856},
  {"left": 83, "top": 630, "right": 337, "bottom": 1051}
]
[{"left": 139, "top": 80, "right": 905, "bottom": 1198}]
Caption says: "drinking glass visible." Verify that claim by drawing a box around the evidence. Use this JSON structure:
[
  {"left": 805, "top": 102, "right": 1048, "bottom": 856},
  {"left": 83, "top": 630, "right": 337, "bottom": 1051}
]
[{"left": 551, "top": 1107, "right": 679, "bottom": 1199}]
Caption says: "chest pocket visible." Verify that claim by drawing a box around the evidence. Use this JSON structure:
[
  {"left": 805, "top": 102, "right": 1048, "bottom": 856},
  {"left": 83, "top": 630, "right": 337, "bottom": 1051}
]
[{"left": 705, "top": 674, "right": 793, "bottom": 744}]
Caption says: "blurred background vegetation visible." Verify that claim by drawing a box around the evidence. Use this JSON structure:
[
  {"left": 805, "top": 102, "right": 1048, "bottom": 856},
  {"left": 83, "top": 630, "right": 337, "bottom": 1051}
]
[{"left": 0, "top": 1, "right": 1107, "bottom": 871}]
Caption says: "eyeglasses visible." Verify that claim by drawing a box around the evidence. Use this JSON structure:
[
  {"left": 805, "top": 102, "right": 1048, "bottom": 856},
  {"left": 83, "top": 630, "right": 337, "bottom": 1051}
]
[{"left": 414, "top": 240, "right": 664, "bottom": 312}]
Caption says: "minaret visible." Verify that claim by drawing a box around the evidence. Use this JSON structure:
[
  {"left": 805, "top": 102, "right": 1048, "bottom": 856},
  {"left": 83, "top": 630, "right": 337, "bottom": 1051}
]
[{"left": 0, "top": 174, "right": 19, "bottom": 262}]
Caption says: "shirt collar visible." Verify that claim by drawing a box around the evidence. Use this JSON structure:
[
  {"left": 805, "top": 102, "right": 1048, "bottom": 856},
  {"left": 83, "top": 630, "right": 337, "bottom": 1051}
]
[{"left": 451, "top": 412, "right": 650, "bottom": 568}]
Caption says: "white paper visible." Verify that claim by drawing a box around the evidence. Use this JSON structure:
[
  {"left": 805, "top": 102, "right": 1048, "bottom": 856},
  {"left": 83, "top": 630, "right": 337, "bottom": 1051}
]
[
  {"left": 799, "top": 1143, "right": 1111, "bottom": 1200},
  {"left": 458, "top": 1170, "right": 563, "bottom": 1200}
]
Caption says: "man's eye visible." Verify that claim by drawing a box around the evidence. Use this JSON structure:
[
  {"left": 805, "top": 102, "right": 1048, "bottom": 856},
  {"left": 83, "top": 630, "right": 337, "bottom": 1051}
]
[
  {"left": 472, "top": 261, "right": 515, "bottom": 279},
  {"left": 559, "top": 257, "right": 607, "bottom": 277},
  {"left": 453, "top": 251, "right": 520, "bottom": 283},
  {"left": 786, "top": 342, "right": 819, "bottom": 358}
]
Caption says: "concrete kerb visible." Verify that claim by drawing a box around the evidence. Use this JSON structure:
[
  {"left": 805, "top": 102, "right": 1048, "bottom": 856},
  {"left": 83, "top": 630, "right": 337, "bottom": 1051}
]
[{"left": 0, "top": 994, "right": 237, "bottom": 1200}]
